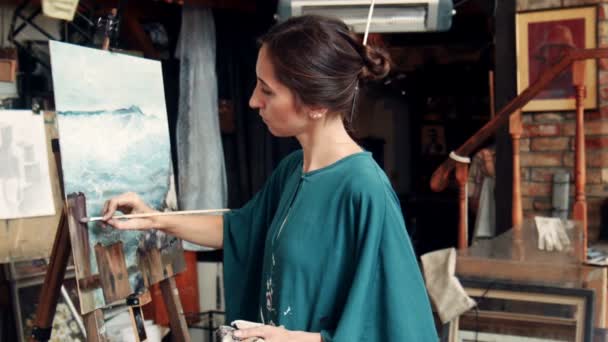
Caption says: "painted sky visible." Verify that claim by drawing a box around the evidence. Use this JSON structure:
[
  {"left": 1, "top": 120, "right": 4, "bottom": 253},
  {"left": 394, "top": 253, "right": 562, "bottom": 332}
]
[{"left": 49, "top": 40, "right": 167, "bottom": 117}]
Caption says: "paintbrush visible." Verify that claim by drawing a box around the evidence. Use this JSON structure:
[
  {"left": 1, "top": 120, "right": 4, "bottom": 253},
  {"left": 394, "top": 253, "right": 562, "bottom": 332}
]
[{"left": 80, "top": 208, "right": 231, "bottom": 223}]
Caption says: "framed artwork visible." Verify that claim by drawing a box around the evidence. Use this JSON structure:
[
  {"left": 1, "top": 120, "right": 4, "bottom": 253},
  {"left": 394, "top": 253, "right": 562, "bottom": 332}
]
[
  {"left": 446, "top": 278, "right": 595, "bottom": 342},
  {"left": 421, "top": 125, "right": 447, "bottom": 156},
  {"left": 0, "top": 111, "right": 64, "bottom": 264},
  {"left": 0, "top": 111, "right": 55, "bottom": 220},
  {"left": 516, "top": 6, "right": 597, "bottom": 111}
]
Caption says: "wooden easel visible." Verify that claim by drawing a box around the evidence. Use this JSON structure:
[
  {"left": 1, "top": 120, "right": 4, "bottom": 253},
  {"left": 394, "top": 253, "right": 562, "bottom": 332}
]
[{"left": 29, "top": 9, "right": 190, "bottom": 342}]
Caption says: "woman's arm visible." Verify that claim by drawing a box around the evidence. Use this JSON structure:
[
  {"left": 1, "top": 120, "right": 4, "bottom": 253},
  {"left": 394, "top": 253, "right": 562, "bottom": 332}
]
[
  {"left": 102, "top": 192, "right": 225, "bottom": 249},
  {"left": 154, "top": 214, "right": 224, "bottom": 249}
]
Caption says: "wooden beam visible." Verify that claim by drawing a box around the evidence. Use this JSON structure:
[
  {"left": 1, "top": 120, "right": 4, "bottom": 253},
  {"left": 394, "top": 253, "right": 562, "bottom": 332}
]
[
  {"left": 67, "top": 193, "right": 92, "bottom": 279},
  {"left": 83, "top": 309, "right": 107, "bottom": 342},
  {"left": 122, "top": 4, "right": 160, "bottom": 60},
  {"left": 160, "top": 277, "right": 190, "bottom": 342},
  {"left": 95, "top": 242, "right": 132, "bottom": 303},
  {"left": 97, "top": 0, "right": 255, "bottom": 11}
]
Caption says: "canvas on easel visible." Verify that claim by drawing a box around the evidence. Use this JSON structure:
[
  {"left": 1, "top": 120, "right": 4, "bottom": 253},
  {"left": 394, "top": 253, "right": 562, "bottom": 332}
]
[
  {"left": 49, "top": 40, "right": 185, "bottom": 314},
  {"left": 0, "top": 110, "right": 55, "bottom": 220},
  {"left": 0, "top": 111, "right": 63, "bottom": 262}
]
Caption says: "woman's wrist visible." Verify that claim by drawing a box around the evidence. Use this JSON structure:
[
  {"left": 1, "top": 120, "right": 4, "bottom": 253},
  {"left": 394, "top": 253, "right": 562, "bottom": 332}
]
[{"left": 151, "top": 213, "right": 170, "bottom": 231}]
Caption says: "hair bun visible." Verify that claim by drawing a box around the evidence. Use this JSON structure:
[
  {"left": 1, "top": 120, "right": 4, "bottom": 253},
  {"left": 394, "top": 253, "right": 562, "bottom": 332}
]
[{"left": 360, "top": 45, "right": 391, "bottom": 81}]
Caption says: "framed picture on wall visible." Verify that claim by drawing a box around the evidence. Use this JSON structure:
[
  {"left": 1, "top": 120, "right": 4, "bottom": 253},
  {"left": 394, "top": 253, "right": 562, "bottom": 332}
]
[
  {"left": 516, "top": 6, "right": 597, "bottom": 111},
  {"left": 421, "top": 125, "right": 447, "bottom": 156}
]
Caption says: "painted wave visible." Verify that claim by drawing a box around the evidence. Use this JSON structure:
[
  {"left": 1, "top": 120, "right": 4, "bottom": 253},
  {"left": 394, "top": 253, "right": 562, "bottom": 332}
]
[
  {"left": 57, "top": 105, "right": 172, "bottom": 282},
  {"left": 59, "top": 105, "right": 146, "bottom": 117}
]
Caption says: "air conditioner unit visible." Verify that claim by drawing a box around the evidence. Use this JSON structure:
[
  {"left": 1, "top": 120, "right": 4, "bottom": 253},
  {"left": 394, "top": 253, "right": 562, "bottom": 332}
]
[{"left": 276, "top": 0, "right": 454, "bottom": 33}]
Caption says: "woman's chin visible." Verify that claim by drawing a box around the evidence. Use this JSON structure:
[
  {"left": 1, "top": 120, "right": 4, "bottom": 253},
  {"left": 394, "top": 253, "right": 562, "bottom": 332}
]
[{"left": 266, "top": 125, "right": 292, "bottom": 138}]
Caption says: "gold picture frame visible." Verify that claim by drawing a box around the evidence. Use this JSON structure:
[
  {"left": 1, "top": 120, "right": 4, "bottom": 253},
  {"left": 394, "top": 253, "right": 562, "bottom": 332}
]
[{"left": 516, "top": 6, "right": 597, "bottom": 112}]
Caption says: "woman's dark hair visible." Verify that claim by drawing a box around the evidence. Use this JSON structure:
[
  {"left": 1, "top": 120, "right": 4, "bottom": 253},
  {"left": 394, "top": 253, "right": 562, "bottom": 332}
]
[{"left": 259, "top": 15, "right": 391, "bottom": 121}]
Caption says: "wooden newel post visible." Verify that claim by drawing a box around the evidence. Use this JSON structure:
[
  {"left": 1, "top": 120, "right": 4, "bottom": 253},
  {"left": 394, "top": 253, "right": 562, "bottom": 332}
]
[
  {"left": 454, "top": 155, "right": 471, "bottom": 250},
  {"left": 510, "top": 109, "right": 524, "bottom": 230},
  {"left": 572, "top": 60, "right": 588, "bottom": 261}
]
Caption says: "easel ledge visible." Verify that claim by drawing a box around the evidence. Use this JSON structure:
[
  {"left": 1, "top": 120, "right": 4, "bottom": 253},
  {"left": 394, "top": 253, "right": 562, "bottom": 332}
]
[{"left": 30, "top": 9, "right": 190, "bottom": 342}]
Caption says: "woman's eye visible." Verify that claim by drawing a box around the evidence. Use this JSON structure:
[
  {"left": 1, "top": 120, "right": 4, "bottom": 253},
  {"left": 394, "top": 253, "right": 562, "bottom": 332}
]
[{"left": 261, "top": 88, "right": 273, "bottom": 96}]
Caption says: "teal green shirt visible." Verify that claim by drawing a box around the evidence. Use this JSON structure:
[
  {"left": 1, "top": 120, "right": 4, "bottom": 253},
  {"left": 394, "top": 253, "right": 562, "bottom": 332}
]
[{"left": 223, "top": 150, "right": 437, "bottom": 341}]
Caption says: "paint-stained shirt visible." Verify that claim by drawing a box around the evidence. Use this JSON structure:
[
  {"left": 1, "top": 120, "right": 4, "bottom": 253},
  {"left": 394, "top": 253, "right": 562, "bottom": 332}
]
[{"left": 223, "top": 150, "right": 438, "bottom": 341}]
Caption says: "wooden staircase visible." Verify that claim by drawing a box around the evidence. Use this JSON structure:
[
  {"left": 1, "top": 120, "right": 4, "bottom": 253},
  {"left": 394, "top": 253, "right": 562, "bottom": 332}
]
[
  {"left": 431, "top": 48, "right": 608, "bottom": 260},
  {"left": 430, "top": 48, "right": 608, "bottom": 333}
]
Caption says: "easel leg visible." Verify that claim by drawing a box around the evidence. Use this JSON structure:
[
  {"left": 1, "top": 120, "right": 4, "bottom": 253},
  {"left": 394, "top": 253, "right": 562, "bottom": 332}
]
[
  {"left": 83, "top": 309, "right": 106, "bottom": 342},
  {"left": 30, "top": 210, "right": 70, "bottom": 342},
  {"left": 160, "top": 277, "right": 191, "bottom": 342}
]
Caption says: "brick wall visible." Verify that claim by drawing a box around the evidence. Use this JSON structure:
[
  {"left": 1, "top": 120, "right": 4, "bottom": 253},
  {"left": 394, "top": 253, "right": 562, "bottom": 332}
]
[{"left": 517, "top": 0, "right": 608, "bottom": 240}]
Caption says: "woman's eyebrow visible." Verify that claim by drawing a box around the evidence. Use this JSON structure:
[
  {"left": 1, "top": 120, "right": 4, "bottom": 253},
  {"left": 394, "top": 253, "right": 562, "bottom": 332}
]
[{"left": 258, "top": 77, "right": 272, "bottom": 88}]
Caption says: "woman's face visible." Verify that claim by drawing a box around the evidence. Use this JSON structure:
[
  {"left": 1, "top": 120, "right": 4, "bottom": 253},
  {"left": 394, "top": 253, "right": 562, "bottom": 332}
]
[{"left": 249, "top": 45, "right": 311, "bottom": 137}]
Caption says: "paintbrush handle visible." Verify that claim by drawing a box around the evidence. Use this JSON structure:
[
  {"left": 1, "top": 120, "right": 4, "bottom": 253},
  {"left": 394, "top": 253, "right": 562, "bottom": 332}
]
[{"left": 83, "top": 208, "right": 231, "bottom": 223}]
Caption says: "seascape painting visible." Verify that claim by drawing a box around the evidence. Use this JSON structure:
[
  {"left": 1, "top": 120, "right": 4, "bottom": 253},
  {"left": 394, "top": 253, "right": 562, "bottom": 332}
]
[
  {"left": 0, "top": 110, "right": 55, "bottom": 220},
  {"left": 50, "top": 41, "right": 184, "bottom": 313}
]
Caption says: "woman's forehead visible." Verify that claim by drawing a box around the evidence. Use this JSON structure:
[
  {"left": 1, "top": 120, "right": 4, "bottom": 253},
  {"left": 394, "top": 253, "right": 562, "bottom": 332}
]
[
  {"left": 256, "top": 46, "right": 275, "bottom": 80},
  {"left": 256, "top": 46, "right": 288, "bottom": 91}
]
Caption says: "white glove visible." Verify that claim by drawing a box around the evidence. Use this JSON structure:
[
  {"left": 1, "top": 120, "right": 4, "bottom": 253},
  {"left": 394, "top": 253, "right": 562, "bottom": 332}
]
[{"left": 534, "top": 216, "right": 571, "bottom": 252}]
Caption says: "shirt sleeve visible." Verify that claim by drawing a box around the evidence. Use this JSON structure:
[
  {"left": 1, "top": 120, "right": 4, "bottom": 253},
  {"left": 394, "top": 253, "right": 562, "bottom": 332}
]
[
  {"left": 320, "top": 187, "right": 438, "bottom": 341},
  {"left": 223, "top": 151, "right": 300, "bottom": 323}
]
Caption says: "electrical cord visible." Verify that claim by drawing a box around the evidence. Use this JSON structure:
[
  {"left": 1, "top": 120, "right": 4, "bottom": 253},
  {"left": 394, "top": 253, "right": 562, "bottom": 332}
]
[
  {"left": 454, "top": 0, "right": 474, "bottom": 8},
  {"left": 473, "top": 281, "right": 495, "bottom": 342}
]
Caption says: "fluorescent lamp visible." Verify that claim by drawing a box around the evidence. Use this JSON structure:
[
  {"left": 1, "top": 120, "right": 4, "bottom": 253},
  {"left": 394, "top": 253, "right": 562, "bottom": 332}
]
[
  {"left": 302, "top": 5, "right": 427, "bottom": 32},
  {"left": 278, "top": 0, "right": 454, "bottom": 32}
]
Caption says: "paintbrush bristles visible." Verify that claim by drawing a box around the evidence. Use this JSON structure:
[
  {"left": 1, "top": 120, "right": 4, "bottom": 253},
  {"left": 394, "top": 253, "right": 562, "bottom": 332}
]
[{"left": 79, "top": 208, "right": 230, "bottom": 224}]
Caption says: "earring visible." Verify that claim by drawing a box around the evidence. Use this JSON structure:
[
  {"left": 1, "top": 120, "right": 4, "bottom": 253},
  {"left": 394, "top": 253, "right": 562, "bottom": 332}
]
[{"left": 310, "top": 112, "right": 322, "bottom": 119}]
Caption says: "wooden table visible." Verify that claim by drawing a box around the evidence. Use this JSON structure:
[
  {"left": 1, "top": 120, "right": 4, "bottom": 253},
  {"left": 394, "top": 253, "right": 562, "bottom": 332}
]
[{"left": 456, "top": 220, "right": 607, "bottom": 331}]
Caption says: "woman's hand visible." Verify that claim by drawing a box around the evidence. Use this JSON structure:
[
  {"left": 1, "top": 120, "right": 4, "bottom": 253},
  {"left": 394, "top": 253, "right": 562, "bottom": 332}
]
[
  {"left": 233, "top": 326, "right": 321, "bottom": 342},
  {"left": 101, "top": 192, "right": 158, "bottom": 230}
]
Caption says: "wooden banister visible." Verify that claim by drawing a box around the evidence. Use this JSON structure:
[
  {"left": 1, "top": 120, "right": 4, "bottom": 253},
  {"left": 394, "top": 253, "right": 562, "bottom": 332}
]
[
  {"left": 430, "top": 48, "right": 608, "bottom": 193},
  {"left": 455, "top": 162, "right": 469, "bottom": 249},
  {"left": 573, "top": 60, "right": 588, "bottom": 261},
  {"left": 509, "top": 109, "right": 523, "bottom": 229}
]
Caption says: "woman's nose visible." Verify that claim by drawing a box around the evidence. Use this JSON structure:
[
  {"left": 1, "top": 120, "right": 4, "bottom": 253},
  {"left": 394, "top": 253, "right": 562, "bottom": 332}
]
[{"left": 249, "top": 88, "right": 261, "bottom": 109}]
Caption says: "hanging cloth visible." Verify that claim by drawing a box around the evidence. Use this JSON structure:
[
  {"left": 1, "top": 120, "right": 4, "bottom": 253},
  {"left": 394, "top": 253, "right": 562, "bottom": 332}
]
[{"left": 176, "top": 5, "right": 228, "bottom": 250}]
